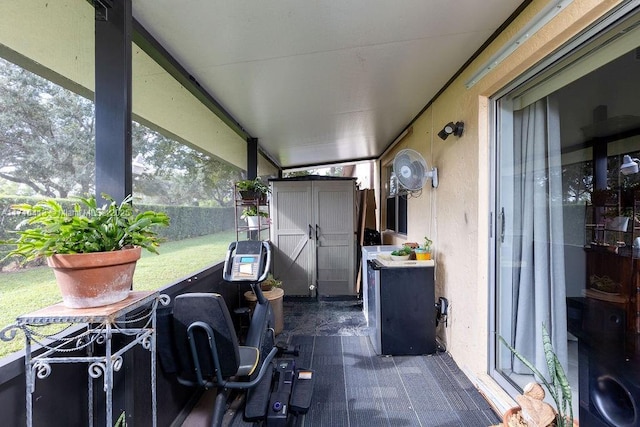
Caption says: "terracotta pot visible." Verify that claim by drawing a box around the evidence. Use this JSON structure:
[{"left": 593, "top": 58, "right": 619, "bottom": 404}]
[
  {"left": 503, "top": 407, "right": 578, "bottom": 427},
  {"left": 503, "top": 407, "right": 525, "bottom": 427},
  {"left": 47, "top": 247, "right": 141, "bottom": 309}
]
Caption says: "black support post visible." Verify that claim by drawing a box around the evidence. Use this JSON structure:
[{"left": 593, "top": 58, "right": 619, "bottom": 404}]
[
  {"left": 94, "top": 0, "right": 132, "bottom": 204},
  {"left": 247, "top": 137, "right": 258, "bottom": 179},
  {"left": 592, "top": 105, "right": 608, "bottom": 191},
  {"left": 93, "top": 1, "right": 134, "bottom": 424},
  {"left": 593, "top": 141, "right": 607, "bottom": 190}
]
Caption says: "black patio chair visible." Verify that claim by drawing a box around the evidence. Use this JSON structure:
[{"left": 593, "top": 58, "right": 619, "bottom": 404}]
[{"left": 172, "top": 292, "right": 277, "bottom": 426}]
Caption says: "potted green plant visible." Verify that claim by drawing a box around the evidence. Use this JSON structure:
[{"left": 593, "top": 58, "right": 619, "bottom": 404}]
[
  {"left": 240, "top": 205, "right": 269, "bottom": 230},
  {"left": 498, "top": 324, "right": 574, "bottom": 427},
  {"left": 1, "top": 194, "right": 170, "bottom": 308},
  {"left": 415, "top": 236, "right": 433, "bottom": 260},
  {"left": 390, "top": 245, "right": 412, "bottom": 260},
  {"left": 259, "top": 273, "right": 282, "bottom": 292},
  {"left": 235, "top": 177, "right": 270, "bottom": 201}
]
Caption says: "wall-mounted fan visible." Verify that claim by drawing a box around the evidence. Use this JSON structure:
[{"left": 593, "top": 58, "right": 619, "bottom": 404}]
[{"left": 392, "top": 148, "right": 438, "bottom": 191}]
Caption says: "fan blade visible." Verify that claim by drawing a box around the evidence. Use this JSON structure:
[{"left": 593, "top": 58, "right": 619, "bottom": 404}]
[
  {"left": 396, "top": 152, "right": 411, "bottom": 164},
  {"left": 410, "top": 160, "right": 425, "bottom": 178}
]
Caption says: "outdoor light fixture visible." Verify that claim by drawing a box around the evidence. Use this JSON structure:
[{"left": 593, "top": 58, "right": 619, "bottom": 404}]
[
  {"left": 437, "top": 121, "right": 464, "bottom": 140},
  {"left": 621, "top": 154, "right": 640, "bottom": 175}
]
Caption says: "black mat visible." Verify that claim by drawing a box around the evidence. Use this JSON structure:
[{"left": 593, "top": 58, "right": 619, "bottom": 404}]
[
  {"left": 223, "top": 298, "right": 500, "bottom": 426},
  {"left": 296, "top": 335, "right": 500, "bottom": 427}
]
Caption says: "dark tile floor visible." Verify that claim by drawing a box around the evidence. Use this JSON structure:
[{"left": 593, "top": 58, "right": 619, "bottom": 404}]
[{"left": 182, "top": 298, "right": 501, "bottom": 427}]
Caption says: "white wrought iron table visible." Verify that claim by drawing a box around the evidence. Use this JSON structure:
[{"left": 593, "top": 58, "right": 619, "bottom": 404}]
[{"left": 1, "top": 290, "right": 169, "bottom": 427}]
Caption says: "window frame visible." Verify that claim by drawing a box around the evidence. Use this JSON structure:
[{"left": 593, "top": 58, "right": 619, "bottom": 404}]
[{"left": 385, "top": 167, "right": 408, "bottom": 234}]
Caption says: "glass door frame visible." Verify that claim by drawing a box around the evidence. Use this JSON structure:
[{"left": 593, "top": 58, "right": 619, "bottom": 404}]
[{"left": 487, "top": 1, "right": 640, "bottom": 394}]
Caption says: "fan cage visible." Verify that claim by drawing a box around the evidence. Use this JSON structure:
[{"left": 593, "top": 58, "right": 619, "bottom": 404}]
[{"left": 392, "top": 148, "right": 436, "bottom": 191}]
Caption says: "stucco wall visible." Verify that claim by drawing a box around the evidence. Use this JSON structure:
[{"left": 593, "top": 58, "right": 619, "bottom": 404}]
[
  {"left": 378, "top": 0, "right": 623, "bottom": 394},
  {"left": 0, "top": 0, "right": 282, "bottom": 175}
]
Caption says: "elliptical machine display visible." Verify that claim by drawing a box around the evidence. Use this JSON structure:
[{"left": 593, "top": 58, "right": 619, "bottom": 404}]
[
  {"left": 223, "top": 240, "right": 270, "bottom": 283},
  {"left": 223, "top": 240, "right": 274, "bottom": 350}
]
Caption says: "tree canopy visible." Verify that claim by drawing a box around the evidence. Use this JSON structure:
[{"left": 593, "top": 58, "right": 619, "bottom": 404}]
[
  {"left": 0, "top": 59, "right": 94, "bottom": 198},
  {"left": 0, "top": 58, "right": 243, "bottom": 205}
]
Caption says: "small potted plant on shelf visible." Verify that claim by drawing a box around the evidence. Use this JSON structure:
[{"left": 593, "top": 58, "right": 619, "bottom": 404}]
[
  {"left": 1, "top": 194, "right": 170, "bottom": 308},
  {"left": 236, "top": 177, "right": 270, "bottom": 202},
  {"left": 414, "top": 236, "right": 433, "bottom": 260},
  {"left": 498, "top": 324, "right": 575, "bottom": 427},
  {"left": 240, "top": 205, "right": 269, "bottom": 230}
]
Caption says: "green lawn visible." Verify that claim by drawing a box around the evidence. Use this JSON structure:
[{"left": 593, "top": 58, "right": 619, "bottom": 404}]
[{"left": 0, "top": 230, "right": 237, "bottom": 358}]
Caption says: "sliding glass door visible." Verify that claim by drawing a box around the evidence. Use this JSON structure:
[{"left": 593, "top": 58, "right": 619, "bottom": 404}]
[{"left": 492, "top": 9, "right": 640, "bottom": 413}]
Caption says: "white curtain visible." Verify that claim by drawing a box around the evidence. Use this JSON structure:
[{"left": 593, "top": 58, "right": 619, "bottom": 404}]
[{"left": 510, "top": 96, "right": 568, "bottom": 374}]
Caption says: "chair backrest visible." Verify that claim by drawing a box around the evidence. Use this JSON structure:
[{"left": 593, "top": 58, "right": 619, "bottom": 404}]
[{"left": 172, "top": 293, "right": 240, "bottom": 382}]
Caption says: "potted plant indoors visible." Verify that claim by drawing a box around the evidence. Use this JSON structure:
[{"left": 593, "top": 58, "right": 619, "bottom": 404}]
[
  {"left": 235, "top": 177, "right": 270, "bottom": 202},
  {"left": 498, "top": 324, "right": 575, "bottom": 427},
  {"left": 1, "top": 194, "right": 170, "bottom": 308}
]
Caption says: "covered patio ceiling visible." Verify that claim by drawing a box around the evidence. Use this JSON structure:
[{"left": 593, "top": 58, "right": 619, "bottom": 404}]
[{"left": 132, "top": 0, "right": 525, "bottom": 169}]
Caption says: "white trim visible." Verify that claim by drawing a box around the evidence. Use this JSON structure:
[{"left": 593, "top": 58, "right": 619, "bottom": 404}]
[
  {"left": 465, "top": 0, "right": 574, "bottom": 89},
  {"left": 512, "top": 14, "right": 640, "bottom": 109},
  {"left": 462, "top": 366, "right": 517, "bottom": 417}
]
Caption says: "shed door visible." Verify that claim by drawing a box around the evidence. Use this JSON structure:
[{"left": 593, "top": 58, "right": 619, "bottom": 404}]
[
  {"left": 314, "top": 181, "right": 355, "bottom": 296},
  {"left": 270, "top": 181, "right": 315, "bottom": 296}
]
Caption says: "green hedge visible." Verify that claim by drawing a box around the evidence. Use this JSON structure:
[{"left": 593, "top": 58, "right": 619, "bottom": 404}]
[{"left": 0, "top": 196, "right": 235, "bottom": 268}]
